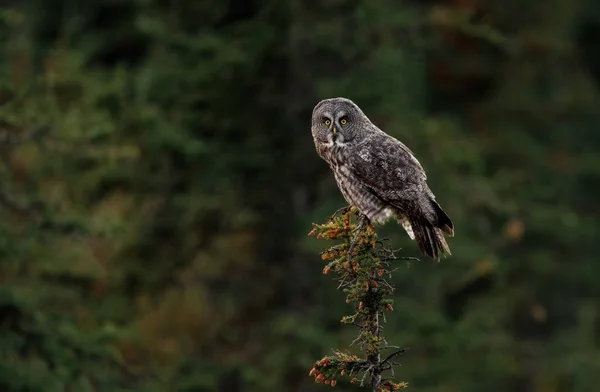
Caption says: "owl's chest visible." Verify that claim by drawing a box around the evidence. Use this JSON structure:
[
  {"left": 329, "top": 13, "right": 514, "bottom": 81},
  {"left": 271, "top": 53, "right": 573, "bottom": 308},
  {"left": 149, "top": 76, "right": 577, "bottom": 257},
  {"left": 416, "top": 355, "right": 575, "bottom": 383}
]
[
  {"left": 322, "top": 145, "right": 391, "bottom": 221},
  {"left": 323, "top": 151, "right": 363, "bottom": 200},
  {"left": 321, "top": 142, "right": 348, "bottom": 166}
]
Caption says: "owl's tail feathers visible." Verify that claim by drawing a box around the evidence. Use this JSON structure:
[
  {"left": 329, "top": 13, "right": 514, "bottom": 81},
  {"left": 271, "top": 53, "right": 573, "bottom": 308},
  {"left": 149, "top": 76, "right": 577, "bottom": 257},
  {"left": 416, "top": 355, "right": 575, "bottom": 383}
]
[
  {"left": 411, "top": 220, "right": 451, "bottom": 261},
  {"left": 430, "top": 197, "right": 454, "bottom": 237}
]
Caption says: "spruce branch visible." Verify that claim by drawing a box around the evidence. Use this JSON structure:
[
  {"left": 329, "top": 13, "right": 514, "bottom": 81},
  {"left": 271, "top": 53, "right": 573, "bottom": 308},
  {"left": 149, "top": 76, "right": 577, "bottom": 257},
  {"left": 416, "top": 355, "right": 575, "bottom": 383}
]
[{"left": 307, "top": 207, "right": 412, "bottom": 391}]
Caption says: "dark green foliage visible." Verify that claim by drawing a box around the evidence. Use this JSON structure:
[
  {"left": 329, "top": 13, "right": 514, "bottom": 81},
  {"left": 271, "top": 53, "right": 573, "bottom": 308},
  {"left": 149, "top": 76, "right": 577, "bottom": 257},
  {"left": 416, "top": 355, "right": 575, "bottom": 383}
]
[
  {"left": 0, "top": 287, "right": 125, "bottom": 391},
  {"left": 1, "top": 0, "right": 600, "bottom": 391}
]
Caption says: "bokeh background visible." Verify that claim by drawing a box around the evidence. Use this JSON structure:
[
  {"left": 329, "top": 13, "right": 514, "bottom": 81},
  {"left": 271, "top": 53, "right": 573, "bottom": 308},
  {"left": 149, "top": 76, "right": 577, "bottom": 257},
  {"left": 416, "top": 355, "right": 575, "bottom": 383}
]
[{"left": 2, "top": 0, "right": 600, "bottom": 391}]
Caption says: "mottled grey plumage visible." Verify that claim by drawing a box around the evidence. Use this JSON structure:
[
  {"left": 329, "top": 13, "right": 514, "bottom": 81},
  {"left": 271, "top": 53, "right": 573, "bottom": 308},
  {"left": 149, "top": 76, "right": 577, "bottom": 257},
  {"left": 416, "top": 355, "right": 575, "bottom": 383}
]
[{"left": 311, "top": 97, "right": 454, "bottom": 260}]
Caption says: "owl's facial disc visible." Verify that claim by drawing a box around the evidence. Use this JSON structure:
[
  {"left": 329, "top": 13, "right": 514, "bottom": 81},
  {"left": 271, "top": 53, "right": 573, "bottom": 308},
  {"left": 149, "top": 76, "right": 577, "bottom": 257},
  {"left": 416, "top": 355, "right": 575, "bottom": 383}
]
[{"left": 316, "top": 108, "right": 349, "bottom": 145}]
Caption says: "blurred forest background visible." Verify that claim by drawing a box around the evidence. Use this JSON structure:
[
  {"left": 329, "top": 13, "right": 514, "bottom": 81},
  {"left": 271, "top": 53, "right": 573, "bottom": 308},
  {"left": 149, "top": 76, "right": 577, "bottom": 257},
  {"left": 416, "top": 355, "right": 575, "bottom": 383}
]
[{"left": 2, "top": 0, "right": 600, "bottom": 391}]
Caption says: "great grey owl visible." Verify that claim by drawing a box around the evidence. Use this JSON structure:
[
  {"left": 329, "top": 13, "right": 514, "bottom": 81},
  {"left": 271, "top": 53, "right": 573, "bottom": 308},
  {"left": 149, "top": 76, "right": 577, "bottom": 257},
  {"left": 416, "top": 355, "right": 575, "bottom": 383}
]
[{"left": 311, "top": 97, "right": 454, "bottom": 261}]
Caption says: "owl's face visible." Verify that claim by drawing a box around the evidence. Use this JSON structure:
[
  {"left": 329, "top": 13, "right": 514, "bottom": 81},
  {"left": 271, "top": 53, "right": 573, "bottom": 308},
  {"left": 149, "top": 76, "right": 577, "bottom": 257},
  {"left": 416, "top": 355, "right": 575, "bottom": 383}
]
[{"left": 311, "top": 97, "right": 366, "bottom": 146}]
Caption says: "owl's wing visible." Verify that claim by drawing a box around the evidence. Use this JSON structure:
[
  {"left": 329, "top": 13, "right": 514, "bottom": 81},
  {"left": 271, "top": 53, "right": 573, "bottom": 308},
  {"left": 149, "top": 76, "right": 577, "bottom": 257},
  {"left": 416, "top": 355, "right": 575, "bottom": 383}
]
[{"left": 347, "top": 134, "right": 427, "bottom": 202}]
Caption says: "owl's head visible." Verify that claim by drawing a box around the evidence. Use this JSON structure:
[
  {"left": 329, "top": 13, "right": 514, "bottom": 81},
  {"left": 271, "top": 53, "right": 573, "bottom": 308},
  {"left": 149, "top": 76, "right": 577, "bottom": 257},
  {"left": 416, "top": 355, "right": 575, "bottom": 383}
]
[{"left": 311, "top": 97, "right": 369, "bottom": 146}]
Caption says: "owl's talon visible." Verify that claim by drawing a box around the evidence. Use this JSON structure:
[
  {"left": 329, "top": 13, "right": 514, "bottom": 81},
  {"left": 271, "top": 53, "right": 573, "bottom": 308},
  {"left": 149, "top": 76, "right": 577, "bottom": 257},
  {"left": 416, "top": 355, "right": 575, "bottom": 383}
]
[{"left": 329, "top": 205, "right": 352, "bottom": 221}]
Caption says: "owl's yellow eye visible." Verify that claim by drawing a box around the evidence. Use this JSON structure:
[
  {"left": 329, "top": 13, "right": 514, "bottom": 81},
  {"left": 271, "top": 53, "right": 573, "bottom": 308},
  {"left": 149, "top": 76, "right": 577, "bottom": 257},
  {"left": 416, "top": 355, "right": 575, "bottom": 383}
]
[
  {"left": 340, "top": 118, "right": 348, "bottom": 125},
  {"left": 324, "top": 119, "right": 331, "bottom": 126}
]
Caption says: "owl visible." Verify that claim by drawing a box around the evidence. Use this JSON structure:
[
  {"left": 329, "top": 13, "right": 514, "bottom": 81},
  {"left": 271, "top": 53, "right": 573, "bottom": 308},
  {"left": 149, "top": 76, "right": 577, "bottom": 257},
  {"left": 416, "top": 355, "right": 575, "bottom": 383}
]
[{"left": 311, "top": 97, "right": 454, "bottom": 261}]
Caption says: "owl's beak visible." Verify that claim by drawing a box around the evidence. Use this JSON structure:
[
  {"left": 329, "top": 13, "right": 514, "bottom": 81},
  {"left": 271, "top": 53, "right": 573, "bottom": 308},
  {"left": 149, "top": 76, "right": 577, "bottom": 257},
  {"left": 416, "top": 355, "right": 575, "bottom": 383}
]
[{"left": 332, "top": 126, "right": 337, "bottom": 135}]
